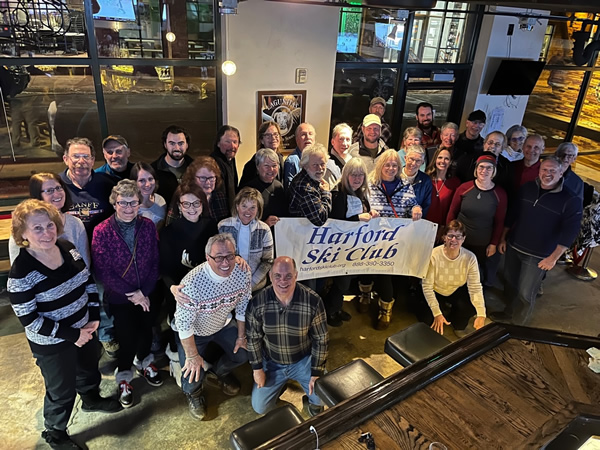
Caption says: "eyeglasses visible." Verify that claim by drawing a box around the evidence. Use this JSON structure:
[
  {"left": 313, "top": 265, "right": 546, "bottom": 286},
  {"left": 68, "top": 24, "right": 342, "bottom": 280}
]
[
  {"left": 510, "top": 136, "right": 526, "bottom": 142},
  {"left": 446, "top": 234, "right": 464, "bottom": 240},
  {"left": 406, "top": 157, "right": 424, "bottom": 165},
  {"left": 41, "top": 186, "right": 64, "bottom": 195},
  {"left": 486, "top": 141, "right": 503, "bottom": 148},
  {"left": 263, "top": 133, "right": 280, "bottom": 139},
  {"left": 562, "top": 153, "right": 577, "bottom": 159},
  {"left": 196, "top": 176, "right": 216, "bottom": 184},
  {"left": 69, "top": 154, "right": 93, "bottom": 161},
  {"left": 116, "top": 200, "right": 140, "bottom": 208},
  {"left": 180, "top": 200, "right": 202, "bottom": 209},
  {"left": 477, "top": 165, "right": 494, "bottom": 171},
  {"left": 383, "top": 163, "right": 398, "bottom": 169},
  {"left": 207, "top": 253, "right": 236, "bottom": 263}
]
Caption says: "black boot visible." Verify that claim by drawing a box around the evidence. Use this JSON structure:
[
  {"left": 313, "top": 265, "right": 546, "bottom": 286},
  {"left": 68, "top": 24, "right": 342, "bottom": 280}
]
[
  {"left": 41, "top": 429, "right": 83, "bottom": 450},
  {"left": 186, "top": 389, "right": 206, "bottom": 420},
  {"left": 80, "top": 390, "right": 122, "bottom": 413}
]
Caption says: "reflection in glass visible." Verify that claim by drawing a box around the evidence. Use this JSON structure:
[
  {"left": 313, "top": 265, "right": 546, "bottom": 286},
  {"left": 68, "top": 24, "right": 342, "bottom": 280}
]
[
  {"left": 522, "top": 69, "right": 585, "bottom": 148},
  {"left": 331, "top": 67, "right": 397, "bottom": 136},
  {"left": 0, "top": 1, "right": 87, "bottom": 57},
  {"left": 0, "top": 65, "right": 99, "bottom": 162},
  {"left": 100, "top": 65, "right": 216, "bottom": 162},
  {"left": 573, "top": 71, "right": 600, "bottom": 170},
  {"left": 540, "top": 13, "right": 600, "bottom": 66},
  {"left": 402, "top": 89, "right": 452, "bottom": 127}
]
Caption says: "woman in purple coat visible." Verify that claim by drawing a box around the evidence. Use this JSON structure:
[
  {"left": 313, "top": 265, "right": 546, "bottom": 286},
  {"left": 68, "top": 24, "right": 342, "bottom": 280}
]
[{"left": 92, "top": 180, "right": 161, "bottom": 409}]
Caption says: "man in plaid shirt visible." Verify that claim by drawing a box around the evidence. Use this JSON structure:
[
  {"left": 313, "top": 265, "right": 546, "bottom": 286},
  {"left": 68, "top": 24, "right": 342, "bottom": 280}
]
[{"left": 246, "top": 256, "right": 329, "bottom": 416}]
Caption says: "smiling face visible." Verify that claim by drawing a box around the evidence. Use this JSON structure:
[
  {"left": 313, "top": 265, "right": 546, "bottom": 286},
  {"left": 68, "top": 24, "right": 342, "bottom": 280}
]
[
  {"left": 22, "top": 212, "right": 58, "bottom": 252},
  {"left": 476, "top": 162, "right": 495, "bottom": 182},
  {"left": 416, "top": 106, "right": 433, "bottom": 129},
  {"left": 136, "top": 169, "right": 156, "bottom": 198},
  {"left": 484, "top": 133, "right": 504, "bottom": 156},
  {"left": 195, "top": 167, "right": 217, "bottom": 196},
  {"left": 509, "top": 131, "right": 526, "bottom": 151},
  {"left": 435, "top": 149, "right": 452, "bottom": 174},
  {"left": 523, "top": 136, "right": 545, "bottom": 165},
  {"left": 440, "top": 128, "right": 458, "bottom": 148},
  {"left": 444, "top": 229, "right": 465, "bottom": 251},
  {"left": 40, "top": 179, "right": 66, "bottom": 211},
  {"left": 381, "top": 158, "right": 399, "bottom": 182},
  {"left": 206, "top": 240, "right": 236, "bottom": 278},
  {"left": 465, "top": 119, "right": 485, "bottom": 139},
  {"left": 217, "top": 130, "right": 240, "bottom": 161},
  {"left": 362, "top": 123, "right": 381, "bottom": 145},
  {"left": 539, "top": 160, "right": 562, "bottom": 189},
  {"left": 306, "top": 153, "right": 327, "bottom": 182},
  {"left": 331, "top": 129, "right": 352, "bottom": 157},
  {"left": 64, "top": 143, "right": 94, "bottom": 180},
  {"left": 103, "top": 141, "right": 130, "bottom": 172},
  {"left": 179, "top": 193, "right": 202, "bottom": 223},
  {"left": 270, "top": 258, "right": 298, "bottom": 302},
  {"left": 257, "top": 158, "right": 279, "bottom": 184},
  {"left": 404, "top": 151, "right": 424, "bottom": 177},
  {"left": 369, "top": 102, "right": 385, "bottom": 118},
  {"left": 164, "top": 132, "right": 188, "bottom": 162},
  {"left": 348, "top": 171, "right": 365, "bottom": 192},
  {"left": 261, "top": 125, "right": 281, "bottom": 151},
  {"left": 237, "top": 199, "right": 258, "bottom": 225},
  {"left": 114, "top": 195, "right": 140, "bottom": 223},
  {"left": 403, "top": 134, "right": 421, "bottom": 148}
]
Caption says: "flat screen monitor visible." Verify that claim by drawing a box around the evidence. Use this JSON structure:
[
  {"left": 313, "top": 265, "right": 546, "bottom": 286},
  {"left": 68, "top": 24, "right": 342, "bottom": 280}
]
[
  {"left": 487, "top": 59, "right": 546, "bottom": 96},
  {"left": 94, "top": 0, "right": 136, "bottom": 22}
]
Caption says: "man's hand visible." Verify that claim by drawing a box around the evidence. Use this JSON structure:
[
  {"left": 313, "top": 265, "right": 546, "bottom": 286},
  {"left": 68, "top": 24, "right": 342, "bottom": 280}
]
[
  {"left": 170, "top": 284, "right": 193, "bottom": 305},
  {"left": 182, "top": 354, "right": 203, "bottom": 383},
  {"left": 320, "top": 179, "right": 330, "bottom": 192},
  {"left": 498, "top": 240, "right": 507, "bottom": 255},
  {"left": 233, "top": 336, "right": 247, "bottom": 353},
  {"left": 309, "top": 376, "right": 318, "bottom": 395},
  {"left": 474, "top": 316, "right": 486, "bottom": 330},
  {"left": 538, "top": 256, "right": 558, "bottom": 271},
  {"left": 486, "top": 244, "right": 497, "bottom": 257},
  {"left": 431, "top": 314, "right": 450, "bottom": 334},
  {"left": 265, "top": 215, "right": 279, "bottom": 227},
  {"left": 75, "top": 328, "right": 94, "bottom": 347},
  {"left": 82, "top": 320, "right": 99, "bottom": 333},
  {"left": 253, "top": 369, "right": 266, "bottom": 389},
  {"left": 235, "top": 256, "right": 251, "bottom": 272}
]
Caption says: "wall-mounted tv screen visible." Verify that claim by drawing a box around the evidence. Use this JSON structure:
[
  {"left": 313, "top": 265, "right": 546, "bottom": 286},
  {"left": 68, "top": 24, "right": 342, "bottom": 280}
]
[
  {"left": 94, "top": 0, "right": 136, "bottom": 22},
  {"left": 487, "top": 60, "right": 546, "bottom": 96}
]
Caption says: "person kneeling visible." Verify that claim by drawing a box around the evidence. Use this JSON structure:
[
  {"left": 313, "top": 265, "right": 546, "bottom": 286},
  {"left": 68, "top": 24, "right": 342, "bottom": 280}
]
[{"left": 421, "top": 220, "right": 486, "bottom": 338}]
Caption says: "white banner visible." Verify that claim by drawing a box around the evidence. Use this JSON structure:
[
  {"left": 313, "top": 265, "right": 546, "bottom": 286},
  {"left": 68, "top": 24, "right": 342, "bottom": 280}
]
[{"left": 275, "top": 217, "right": 437, "bottom": 281}]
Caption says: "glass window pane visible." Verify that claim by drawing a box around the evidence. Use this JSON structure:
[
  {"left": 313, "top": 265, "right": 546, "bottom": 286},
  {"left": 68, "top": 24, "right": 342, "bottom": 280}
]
[
  {"left": 337, "top": 8, "right": 407, "bottom": 63},
  {"left": 572, "top": 71, "right": 600, "bottom": 170},
  {"left": 410, "top": 4, "right": 471, "bottom": 64},
  {"left": 0, "top": 64, "right": 99, "bottom": 163},
  {"left": 331, "top": 67, "right": 397, "bottom": 134},
  {"left": 0, "top": 1, "right": 88, "bottom": 57},
  {"left": 94, "top": 0, "right": 215, "bottom": 59},
  {"left": 402, "top": 89, "right": 452, "bottom": 128},
  {"left": 541, "top": 13, "right": 600, "bottom": 67},
  {"left": 100, "top": 65, "right": 216, "bottom": 161},
  {"left": 522, "top": 69, "right": 585, "bottom": 148}
]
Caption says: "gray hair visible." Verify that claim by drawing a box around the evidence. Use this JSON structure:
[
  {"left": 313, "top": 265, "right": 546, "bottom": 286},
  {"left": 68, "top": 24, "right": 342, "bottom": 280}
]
[
  {"left": 440, "top": 122, "right": 459, "bottom": 133},
  {"left": 485, "top": 130, "right": 507, "bottom": 148},
  {"left": 541, "top": 155, "right": 564, "bottom": 171},
  {"left": 402, "top": 127, "right": 422, "bottom": 140},
  {"left": 506, "top": 124, "right": 527, "bottom": 141},
  {"left": 205, "top": 233, "right": 237, "bottom": 256},
  {"left": 555, "top": 142, "right": 578, "bottom": 158},
  {"left": 331, "top": 123, "right": 352, "bottom": 139},
  {"left": 300, "top": 143, "right": 329, "bottom": 169},
  {"left": 255, "top": 148, "right": 279, "bottom": 168},
  {"left": 404, "top": 144, "right": 425, "bottom": 157},
  {"left": 109, "top": 179, "right": 142, "bottom": 205}
]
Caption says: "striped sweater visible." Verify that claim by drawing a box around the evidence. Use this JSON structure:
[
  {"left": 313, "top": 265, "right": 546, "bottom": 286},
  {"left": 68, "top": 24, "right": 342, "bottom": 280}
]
[{"left": 7, "top": 239, "right": 100, "bottom": 355}]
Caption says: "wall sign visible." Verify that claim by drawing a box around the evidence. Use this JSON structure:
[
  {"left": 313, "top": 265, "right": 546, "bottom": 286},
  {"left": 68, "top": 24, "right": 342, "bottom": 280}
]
[{"left": 257, "top": 90, "right": 306, "bottom": 151}]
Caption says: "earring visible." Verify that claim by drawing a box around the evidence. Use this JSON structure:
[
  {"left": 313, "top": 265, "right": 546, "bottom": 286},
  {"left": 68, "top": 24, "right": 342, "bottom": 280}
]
[{"left": 22, "top": 239, "right": 29, "bottom": 247}]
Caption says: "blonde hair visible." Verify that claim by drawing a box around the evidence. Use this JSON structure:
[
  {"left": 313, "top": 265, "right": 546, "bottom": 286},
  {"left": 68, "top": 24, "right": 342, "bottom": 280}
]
[
  {"left": 369, "top": 149, "right": 401, "bottom": 185},
  {"left": 232, "top": 187, "right": 264, "bottom": 220},
  {"left": 11, "top": 199, "right": 64, "bottom": 247}
]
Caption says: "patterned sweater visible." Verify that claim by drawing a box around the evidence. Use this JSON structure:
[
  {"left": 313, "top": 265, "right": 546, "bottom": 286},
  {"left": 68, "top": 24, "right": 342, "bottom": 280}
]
[
  {"left": 173, "top": 263, "right": 252, "bottom": 339},
  {"left": 7, "top": 239, "right": 100, "bottom": 355},
  {"left": 369, "top": 180, "right": 418, "bottom": 218}
]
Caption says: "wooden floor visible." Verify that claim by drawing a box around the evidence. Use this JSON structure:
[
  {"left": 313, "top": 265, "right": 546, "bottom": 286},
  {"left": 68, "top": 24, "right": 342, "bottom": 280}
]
[{"left": 327, "top": 340, "right": 600, "bottom": 449}]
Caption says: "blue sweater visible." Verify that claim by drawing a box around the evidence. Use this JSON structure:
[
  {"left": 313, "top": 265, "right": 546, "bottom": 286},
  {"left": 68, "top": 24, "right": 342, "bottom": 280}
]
[
  {"left": 411, "top": 170, "right": 433, "bottom": 217},
  {"left": 507, "top": 179, "right": 582, "bottom": 258}
]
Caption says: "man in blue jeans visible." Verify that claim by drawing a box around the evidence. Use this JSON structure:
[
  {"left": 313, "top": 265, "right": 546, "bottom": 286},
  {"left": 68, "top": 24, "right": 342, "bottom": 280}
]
[
  {"left": 495, "top": 156, "right": 582, "bottom": 325},
  {"left": 246, "top": 256, "right": 329, "bottom": 416}
]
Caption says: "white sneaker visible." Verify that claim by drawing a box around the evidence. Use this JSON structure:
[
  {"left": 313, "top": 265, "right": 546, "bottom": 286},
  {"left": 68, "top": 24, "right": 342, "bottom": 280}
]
[
  {"left": 169, "top": 360, "right": 182, "bottom": 388},
  {"left": 165, "top": 346, "right": 179, "bottom": 363}
]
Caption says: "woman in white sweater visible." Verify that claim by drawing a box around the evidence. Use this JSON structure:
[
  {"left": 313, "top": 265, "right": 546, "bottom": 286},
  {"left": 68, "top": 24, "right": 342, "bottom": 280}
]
[{"left": 421, "top": 220, "right": 486, "bottom": 336}]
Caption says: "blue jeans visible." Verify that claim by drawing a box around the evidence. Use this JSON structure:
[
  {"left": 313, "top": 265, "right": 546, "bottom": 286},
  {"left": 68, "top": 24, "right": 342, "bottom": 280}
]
[
  {"left": 96, "top": 283, "right": 115, "bottom": 342},
  {"left": 175, "top": 319, "right": 248, "bottom": 395},
  {"left": 251, "top": 354, "right": 322, "bottom": 414},
  {"left": 503, "top": 244, "right": 545, "bottom": 325}
]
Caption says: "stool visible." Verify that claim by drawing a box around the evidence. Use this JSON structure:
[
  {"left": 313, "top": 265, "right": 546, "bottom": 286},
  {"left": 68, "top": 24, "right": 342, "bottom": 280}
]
[
  {"left": 385, "top": 322, "right": 451, "bottom": 367},
  {"left": 314, "top": 359, "right": 384, "bottom": 407},
  {"left": 229, "top": 404, "right": 304, "bottom": 450}
]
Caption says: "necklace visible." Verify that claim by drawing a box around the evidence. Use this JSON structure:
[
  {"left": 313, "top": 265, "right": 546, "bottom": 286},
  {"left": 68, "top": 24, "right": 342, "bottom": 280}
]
[{"left": 434, "top": 178, "right": 446, "bottom": 197}]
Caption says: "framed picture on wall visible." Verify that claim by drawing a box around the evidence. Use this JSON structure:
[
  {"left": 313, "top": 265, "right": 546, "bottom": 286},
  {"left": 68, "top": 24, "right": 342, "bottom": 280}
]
[{"left": 257, "top": 90, "right": 306, "bottom": 151}]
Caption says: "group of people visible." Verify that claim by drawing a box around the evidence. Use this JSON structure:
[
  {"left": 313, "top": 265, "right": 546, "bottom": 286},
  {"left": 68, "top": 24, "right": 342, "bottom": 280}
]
[{"left": 6, "top": 99, "right": 585, "bottom": 448}]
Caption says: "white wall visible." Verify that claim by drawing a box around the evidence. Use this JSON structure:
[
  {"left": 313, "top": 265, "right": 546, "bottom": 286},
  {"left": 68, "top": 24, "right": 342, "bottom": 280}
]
[
  {"left": 224, "top": 0, "right": 340, "bottom": 173},
  {"left": 462, "top": 7, "right": 548, "bottom": 136}
]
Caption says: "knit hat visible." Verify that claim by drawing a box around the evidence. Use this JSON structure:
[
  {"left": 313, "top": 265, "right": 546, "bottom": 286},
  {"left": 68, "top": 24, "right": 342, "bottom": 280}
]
[
  {"left": 467, "top": 110, "right": 486, "bottom": 123},
  {"left": 370, "top": 97, "right": 386, "bottom": 108},
  {"left": 362, "top": 114, "right": 381, "bottom": 127},
  {"left": 476, "top": 154, "right": 497, "bottom": 167}
]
